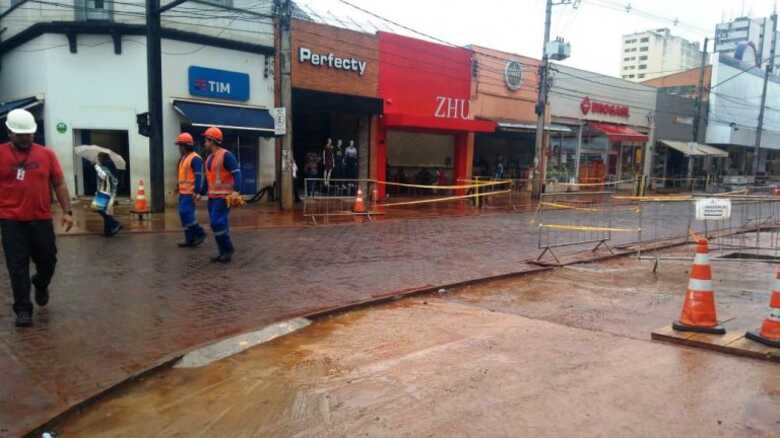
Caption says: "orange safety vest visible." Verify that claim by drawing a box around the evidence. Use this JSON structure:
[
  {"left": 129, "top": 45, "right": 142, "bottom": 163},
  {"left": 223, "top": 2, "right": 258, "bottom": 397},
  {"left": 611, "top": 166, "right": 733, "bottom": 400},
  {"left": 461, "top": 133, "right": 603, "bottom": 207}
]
[
  {"left": 206, "top": 147, "right": 235, "bottom": 198},
  {"left": 177, "top": 152, "right": 201, "bottom": 195}
]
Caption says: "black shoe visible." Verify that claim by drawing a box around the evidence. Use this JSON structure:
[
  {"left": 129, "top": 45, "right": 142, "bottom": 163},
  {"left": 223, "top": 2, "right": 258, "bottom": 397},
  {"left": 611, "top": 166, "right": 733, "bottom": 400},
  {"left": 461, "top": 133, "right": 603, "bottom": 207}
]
[
  {"left": 210, "top": 253, "right": 233, "bottom": 263},
  {"left": 178, "top": 241, "right": 194, "bottom": 248},
  {"left": 32, "top": 275, "right": 49, "bottom": 307},
  {"left": 191, "top": 234, "right": 206, "bottom": 247},
  {"left": 15, "top": 311, "right": 32, "bottom": 327},
  {"left": 108, "top": 223, "right": 122, "bottom": 237}
]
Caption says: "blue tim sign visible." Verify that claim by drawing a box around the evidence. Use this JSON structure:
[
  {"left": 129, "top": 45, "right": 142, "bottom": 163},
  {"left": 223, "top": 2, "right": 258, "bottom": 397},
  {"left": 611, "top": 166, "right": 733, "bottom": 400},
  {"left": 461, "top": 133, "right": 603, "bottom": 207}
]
[{"left": 188, "top": 66, "right": 250, "bottom": 101}]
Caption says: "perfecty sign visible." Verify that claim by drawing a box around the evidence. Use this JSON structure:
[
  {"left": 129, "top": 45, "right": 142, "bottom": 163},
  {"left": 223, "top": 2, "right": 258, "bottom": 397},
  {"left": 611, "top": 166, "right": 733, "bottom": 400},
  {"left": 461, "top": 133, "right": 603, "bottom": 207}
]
[{"left": 298, "top": 47, "right": 367, "bottom": 76}]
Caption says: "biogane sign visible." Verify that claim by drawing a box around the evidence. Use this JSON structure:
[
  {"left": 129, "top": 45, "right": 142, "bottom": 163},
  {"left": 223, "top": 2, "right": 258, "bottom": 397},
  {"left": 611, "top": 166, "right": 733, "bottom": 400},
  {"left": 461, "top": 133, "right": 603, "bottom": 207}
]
[
  {"left": 298, "top": 47, "right": 367, "bottom": 76},
  {"left": 580, "top": 96, "right": 630, "bottom": 118}
]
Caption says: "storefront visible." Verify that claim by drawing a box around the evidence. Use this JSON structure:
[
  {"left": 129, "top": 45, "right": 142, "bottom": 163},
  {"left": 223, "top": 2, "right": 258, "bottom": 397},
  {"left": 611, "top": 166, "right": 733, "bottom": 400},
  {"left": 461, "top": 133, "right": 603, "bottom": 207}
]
[
  {"left": 0, "top": 23, "right": 277, "bottom": 204},
  {"left": 291, "top": 19, "right": 382, "bottom": 196},
  {"left": 549, "top": 64, "right": 656, "bottom": 185},
  {"left": 375, "top": 33, "right": 495, "bottom": 198},
  {"left": 469, "top": 47, "right": 539, "bottom": 181}
]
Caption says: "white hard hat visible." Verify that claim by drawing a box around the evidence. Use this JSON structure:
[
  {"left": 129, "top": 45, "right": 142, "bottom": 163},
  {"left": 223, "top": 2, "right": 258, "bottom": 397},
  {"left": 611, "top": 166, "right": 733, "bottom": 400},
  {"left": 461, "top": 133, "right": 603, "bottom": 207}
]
[{"left": 5, "top": 109, "right": 37, "bottom": 134}]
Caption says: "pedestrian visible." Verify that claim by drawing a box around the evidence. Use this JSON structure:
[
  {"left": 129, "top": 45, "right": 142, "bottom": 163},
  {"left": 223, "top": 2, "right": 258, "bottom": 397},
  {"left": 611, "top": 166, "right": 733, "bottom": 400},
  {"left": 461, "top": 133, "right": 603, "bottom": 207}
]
[
  {"left": 202, "top": 126, "right": 241, "bottom": 263},
  {"left": 0, "top": 109, "right": 73, "bottom": 327},
  {"left": 93, "top": 152, "right": 122, "bottom": 237},
  {"left": 174, "top": 132, "right": 207, "bottom": 248}
]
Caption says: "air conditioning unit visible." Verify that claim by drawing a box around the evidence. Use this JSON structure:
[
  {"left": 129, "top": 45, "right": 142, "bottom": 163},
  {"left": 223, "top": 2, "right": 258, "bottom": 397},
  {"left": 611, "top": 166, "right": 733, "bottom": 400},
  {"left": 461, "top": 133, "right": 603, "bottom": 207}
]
[{"left": 546, "top": 38, "right": 571, "bottom": 61}]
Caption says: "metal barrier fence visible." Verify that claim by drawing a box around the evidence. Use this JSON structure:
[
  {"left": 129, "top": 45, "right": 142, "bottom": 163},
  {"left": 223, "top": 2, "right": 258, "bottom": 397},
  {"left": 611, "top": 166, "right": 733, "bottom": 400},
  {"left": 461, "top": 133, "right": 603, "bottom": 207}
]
[
  {"left": 636, "top": 195, "right": 780, "bottom": 263},
  {"left": 303, "top": 178, "right": 377, "bottom": 224},
  {"left": 467, "top": 177, "right": 532, "bottom": 211},
  {"left": 535, "top": 191, "right": 637, "bottom": 264}
]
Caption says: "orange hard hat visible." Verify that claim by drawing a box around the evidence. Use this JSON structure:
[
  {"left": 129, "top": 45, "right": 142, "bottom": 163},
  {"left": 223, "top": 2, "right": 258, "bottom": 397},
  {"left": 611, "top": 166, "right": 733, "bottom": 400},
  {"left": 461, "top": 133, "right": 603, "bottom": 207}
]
[
  {"left": 203, "top": 126, "right": 223, "bottom": 143},
  {"left": 175, "top": 132, "right": 194, "bottom": 146}
]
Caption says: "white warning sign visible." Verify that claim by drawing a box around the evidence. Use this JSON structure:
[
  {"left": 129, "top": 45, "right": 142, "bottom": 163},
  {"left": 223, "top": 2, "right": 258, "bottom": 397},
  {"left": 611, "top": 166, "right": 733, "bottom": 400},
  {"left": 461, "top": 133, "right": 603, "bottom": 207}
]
[{"left": 696, "top": 198, "right": 732, "bottom": 220}]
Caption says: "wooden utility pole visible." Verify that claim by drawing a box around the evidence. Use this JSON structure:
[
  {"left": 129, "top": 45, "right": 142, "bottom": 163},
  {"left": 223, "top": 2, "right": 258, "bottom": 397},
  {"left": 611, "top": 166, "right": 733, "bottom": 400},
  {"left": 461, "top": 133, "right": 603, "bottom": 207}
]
[{"left": 277, "top": 0, "right": 294, "bottom": 210}]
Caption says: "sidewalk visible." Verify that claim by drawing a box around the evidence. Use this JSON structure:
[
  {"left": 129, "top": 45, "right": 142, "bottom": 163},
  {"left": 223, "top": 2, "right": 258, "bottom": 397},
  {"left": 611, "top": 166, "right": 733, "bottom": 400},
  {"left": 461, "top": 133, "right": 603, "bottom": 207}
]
[{"left": 1, "top": 209, "right": 636, "bottom": 437}]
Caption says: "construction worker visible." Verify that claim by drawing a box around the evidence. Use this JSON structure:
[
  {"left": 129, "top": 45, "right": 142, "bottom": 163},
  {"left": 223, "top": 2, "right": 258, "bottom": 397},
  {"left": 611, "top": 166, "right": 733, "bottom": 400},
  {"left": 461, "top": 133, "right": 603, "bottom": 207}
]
[
  {"left": 202, "top": 126, "right": 241, "bottom": 263},
  {"left": 0, "top": 109, "right": 73, "bottom": 327},
  {"left": 175, "top": 132, "right": 206, "bottom": 248}
]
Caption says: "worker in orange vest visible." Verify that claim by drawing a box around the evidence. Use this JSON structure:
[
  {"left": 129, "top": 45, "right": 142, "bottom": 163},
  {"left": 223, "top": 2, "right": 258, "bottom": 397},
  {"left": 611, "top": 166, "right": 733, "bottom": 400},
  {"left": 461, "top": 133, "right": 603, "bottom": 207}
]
[
  {"left": 202, "top": 126, "right": 241, "bottom": 263},
  {"left": 175, "top": 132, "right": 206, "bottom": 248}
]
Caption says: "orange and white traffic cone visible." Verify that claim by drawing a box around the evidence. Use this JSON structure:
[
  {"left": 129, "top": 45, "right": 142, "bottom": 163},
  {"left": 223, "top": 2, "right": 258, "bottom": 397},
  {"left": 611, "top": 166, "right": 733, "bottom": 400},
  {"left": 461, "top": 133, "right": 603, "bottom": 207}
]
[
  {"left": 353, "top": 187, "right": 366, "bottom": 214},
  {"left": 672, "top": 239, "right": 726, "bottom": 334},
  {"left": 130, "top": 178, "right": 150, "bottom": 219},
  {"left": 745, "top": 266, "right": 780, "bottom": 348}
]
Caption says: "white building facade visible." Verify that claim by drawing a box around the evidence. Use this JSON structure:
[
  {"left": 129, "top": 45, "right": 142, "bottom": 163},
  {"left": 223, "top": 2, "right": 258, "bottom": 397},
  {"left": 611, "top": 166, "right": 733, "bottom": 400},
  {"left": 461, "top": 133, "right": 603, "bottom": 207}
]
[
  {"left": 0, "top": 0, "right": 278, "bottom": 204},
  {"left": 715, "top": 16, "right": 779, "bottom": 73},
  {"left": 621, "top": 28, "right": 702, "bottom": 82}
]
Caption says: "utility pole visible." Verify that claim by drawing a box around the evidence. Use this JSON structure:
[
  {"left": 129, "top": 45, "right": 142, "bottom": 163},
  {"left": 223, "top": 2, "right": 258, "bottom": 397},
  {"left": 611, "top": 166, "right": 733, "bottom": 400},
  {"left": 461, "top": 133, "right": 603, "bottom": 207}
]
[
  {"left": 145, "top": 0, "right": 165, "bottom": 212},
  {"left": 691, "top": 37, "right": 708, "bottom": 179},
  {"left": 533, "top": 0, "right": 572, "bottom": 198},
  {"left": 277, "top": 0, "right": 294, "bottom": 210},
  {"left": 753, "top": 12, "right": 778, "bottom": 177}
]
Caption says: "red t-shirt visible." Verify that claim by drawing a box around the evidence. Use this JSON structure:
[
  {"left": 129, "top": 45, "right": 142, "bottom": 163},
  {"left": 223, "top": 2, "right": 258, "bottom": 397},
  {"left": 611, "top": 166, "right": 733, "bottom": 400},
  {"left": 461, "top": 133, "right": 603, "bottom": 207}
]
[{"left": 0, "top": 143, "right": 64, "bottom": 221}]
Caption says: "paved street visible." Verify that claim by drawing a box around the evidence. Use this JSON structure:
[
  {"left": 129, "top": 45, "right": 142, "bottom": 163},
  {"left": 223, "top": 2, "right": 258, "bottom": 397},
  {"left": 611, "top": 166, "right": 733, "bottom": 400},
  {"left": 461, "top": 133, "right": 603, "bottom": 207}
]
[
  {"left": 51, "top": 255, "right": 780, "bottom": 437},
  {"left": 1, "top": 211, "right": 578, "bottom": 437}
]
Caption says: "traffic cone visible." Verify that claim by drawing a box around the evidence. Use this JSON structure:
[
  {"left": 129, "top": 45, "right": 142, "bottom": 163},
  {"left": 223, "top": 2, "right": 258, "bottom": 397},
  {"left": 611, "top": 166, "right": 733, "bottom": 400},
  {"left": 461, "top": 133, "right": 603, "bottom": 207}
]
[
  {"left": 745, "top": 266, "right": 780, "bottom": 348},
  {"left": 353, "top": 187, "right": 366, "bottom": 213},
  {"left": 130, "top": 178, "right": 150, "bottom": 219},
  {"left": 672, "top": 239, "right": 726, "bottom": 334},
  {"left": 372, "top": 187, "right": 379, "bottom": 206}
]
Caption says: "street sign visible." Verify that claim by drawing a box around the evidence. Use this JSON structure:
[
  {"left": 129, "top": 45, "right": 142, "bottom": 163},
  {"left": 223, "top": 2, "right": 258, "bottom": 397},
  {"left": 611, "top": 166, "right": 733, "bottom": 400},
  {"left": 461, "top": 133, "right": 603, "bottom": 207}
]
[
  {"left": 272, "top": 107, "right": 287, "bottom": 135},
  {"left": 696, "top": 198, "right": 732, "bottom": 220},
  {"left": 188, "top": 66, "right": 250, "bottom": 101}
]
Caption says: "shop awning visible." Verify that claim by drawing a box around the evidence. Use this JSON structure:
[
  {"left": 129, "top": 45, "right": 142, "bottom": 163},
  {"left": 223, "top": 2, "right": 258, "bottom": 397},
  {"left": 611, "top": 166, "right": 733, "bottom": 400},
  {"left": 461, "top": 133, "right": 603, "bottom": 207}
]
[
  {"left": 588, "top": 122, "right": 648, "bottom": 142},
  {"left": 498, "top": 122, "right": 573, "bottom": 133},
  {"left": 0, "top": 96, "right": 42, "bottom": 118},
  {"left": 383, "top": 113, "right": 496, "bottom": 133},
  {"left": 173, "top": 99, "right": 275, "bottom": 134},
  {"left": 660, "top": 140, "right": 729, "bottom": 157}
]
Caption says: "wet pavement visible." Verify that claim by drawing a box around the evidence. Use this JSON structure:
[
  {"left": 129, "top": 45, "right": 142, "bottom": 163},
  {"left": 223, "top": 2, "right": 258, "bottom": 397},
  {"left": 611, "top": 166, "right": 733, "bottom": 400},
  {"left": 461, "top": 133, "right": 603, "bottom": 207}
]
[
  {"left": 51, "top": 254, "right": 780, "bottom": 437},
  {"left": 1, "top": 212, "right": 572, "bottom": 437}
]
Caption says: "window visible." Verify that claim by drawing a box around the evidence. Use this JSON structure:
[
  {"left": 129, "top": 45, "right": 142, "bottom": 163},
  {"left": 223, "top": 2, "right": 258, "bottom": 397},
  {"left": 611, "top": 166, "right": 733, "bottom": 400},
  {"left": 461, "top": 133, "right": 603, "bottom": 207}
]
[
  {"left": 639, "top": 55, "right": 648, "bottom": 60},
  {"left": 638, "top": 74, "right": 646, "bottom": 78},
  {"left": 625, "top": 38, "right": 636, "bottom": 44},
  {"left": 628, "top": 74, "right": 635, "bottom": 78},
  {"left": 624, "top": 57, "right": 630, "bottom": 61},
  {"left": 638, "top": 64, "right": 647, "bottom": 70},
  {"left": 640, "top": 37, "right": 649, "bottom": 43},
  {"left": 639, "top": 46, "right": 649, "bottom": 52},
  {"left": 631, "top": 56, "right": 636, "bottom": 60}
]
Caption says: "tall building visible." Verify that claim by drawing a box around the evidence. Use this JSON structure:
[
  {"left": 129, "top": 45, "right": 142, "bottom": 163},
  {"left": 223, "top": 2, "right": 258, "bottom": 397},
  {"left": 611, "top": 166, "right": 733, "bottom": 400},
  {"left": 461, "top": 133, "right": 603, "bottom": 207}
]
[
  {"left": 620, "top": 28, "right": 703, "bottom": 82},
  {"left": 715, "top": 16, "right": 779, "bottom": 71}
]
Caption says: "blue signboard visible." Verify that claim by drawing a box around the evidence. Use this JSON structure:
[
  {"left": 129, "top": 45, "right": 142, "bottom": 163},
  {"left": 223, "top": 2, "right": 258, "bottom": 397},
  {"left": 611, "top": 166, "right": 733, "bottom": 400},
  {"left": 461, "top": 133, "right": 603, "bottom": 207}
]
[{"left": 188, "top": 66, "right": 250, "bottom": 102}]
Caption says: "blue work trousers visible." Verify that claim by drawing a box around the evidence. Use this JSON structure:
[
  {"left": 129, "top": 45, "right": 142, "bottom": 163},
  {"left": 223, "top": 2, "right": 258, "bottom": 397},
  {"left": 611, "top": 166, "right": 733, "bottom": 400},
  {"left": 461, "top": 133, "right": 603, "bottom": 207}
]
[
  {"left": 208, "top": 197, "right": 234, "bottom": 256},
  {"left": 178, "top": 194, "right": 206, "bottom": 244}
]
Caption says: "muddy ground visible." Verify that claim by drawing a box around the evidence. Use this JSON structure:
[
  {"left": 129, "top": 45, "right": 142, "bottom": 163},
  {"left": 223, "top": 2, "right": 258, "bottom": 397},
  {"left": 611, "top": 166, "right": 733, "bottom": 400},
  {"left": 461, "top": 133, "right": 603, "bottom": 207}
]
[{"left": 51, "top": 253, "right": 780, "bottom": 437}]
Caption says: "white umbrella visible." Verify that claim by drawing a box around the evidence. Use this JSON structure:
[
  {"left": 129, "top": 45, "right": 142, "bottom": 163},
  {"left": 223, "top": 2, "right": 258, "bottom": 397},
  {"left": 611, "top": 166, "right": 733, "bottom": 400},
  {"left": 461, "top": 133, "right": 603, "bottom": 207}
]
[{"left": 74, "top": 145, "right": 127, "bottom": 170}]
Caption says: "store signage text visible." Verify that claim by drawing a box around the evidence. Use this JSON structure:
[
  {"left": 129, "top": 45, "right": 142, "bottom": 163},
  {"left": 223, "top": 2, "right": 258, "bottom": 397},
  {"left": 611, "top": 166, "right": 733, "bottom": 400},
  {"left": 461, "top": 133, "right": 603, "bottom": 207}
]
[
  {"left": 580, "top": 97, "right": 629, "bottom": 118},
  {"left": 188, "top": 66, "right": 250, "bottom": 101},
  {"left": 434, "top": 96, "right": 469, "bottom": 119},
  {"left": 298, "top": 47, "right": 367, "bottom": 76}
]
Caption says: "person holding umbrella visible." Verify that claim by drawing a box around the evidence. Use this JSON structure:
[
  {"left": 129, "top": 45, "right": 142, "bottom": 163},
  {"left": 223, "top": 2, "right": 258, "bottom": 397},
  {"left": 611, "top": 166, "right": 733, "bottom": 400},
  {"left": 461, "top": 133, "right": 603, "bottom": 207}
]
[{"left": 92, "top": 152, "right": 122, "bottom": 237}]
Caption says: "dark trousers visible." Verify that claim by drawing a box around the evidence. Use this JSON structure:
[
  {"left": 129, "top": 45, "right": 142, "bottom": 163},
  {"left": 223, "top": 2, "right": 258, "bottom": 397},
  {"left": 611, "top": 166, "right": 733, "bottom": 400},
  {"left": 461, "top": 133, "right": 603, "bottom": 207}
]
[
  {"left": 208, "top": 198, "right": 234, "bottom": 256},
  {"left": 0, "top": 220, "right": 58, "bottom": 315},
  {"left": 97, "top": 211, "right": 120, "bottom": 236}
]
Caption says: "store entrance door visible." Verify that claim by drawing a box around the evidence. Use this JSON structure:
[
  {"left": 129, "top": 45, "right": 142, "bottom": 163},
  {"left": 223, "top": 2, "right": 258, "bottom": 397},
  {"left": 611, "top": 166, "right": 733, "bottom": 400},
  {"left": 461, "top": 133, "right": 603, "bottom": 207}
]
[{"left": 78, "top": 129, "right": 130, "bottom": 197}]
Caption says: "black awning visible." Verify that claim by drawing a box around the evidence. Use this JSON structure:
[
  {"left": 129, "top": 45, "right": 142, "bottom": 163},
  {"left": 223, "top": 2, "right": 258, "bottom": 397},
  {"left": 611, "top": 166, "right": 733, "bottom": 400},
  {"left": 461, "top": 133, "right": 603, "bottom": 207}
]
[
  {"left": 0, "top": 97, "right": 42, "bottom": 118},
  {"left": 293, "top": 88, "right": 383, "bottom": 115},
  {"left": 173, "top": 100, "right": 276, "bottom": 135}
]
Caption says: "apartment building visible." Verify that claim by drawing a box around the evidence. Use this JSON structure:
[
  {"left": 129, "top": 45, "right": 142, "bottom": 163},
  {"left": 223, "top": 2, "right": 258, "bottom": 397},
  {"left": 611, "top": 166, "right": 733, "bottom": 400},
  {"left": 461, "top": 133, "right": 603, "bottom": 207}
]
[{"left": 620, "top": 28, "right": 702, "bottom": 82}]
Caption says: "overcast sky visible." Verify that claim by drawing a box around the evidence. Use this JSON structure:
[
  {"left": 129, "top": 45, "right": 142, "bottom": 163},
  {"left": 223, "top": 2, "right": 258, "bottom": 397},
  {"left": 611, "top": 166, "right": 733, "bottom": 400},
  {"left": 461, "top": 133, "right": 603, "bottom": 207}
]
[{"left": 303, "top": 0, "right": 779, "bottom": 77}]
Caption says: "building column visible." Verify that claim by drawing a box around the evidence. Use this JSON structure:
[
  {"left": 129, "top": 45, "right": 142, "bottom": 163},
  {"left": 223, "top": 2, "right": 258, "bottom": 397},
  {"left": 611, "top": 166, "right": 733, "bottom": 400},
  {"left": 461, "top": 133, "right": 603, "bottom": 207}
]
[
  {"left": 453, "top": 132, "right": 473, "bottom": 195},
  {"left": 374, "top": 118, "right": 387, "bottom": 199}
]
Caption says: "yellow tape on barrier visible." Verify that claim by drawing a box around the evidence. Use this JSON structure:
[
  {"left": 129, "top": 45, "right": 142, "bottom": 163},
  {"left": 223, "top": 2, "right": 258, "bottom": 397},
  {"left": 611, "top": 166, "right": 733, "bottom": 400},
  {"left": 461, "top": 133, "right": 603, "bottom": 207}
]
[
  {"left": 613, "top": 195, "right": 692, "bottom": 202},
  {"left": 549, "top": 179, "right": 635, "bottom": 187},
  {"left": 539, "top": 223, "right": 641, "bottom": 233},
  {"left": 371, "top": 179, "right": 510, "bottom": 191},
  {"left": 540, "top": 202, "right": 602, "bottom": 212},
  {"left": 380, "top": 189, "right": 511, "bottom": 208}
]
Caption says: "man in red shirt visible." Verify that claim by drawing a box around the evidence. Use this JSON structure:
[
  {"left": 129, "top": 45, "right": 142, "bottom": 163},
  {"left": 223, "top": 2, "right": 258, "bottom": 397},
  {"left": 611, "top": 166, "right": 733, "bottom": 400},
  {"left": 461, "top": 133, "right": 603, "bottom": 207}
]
[{"left": 0, "top": 109, "right": 73, "bottom": 327}]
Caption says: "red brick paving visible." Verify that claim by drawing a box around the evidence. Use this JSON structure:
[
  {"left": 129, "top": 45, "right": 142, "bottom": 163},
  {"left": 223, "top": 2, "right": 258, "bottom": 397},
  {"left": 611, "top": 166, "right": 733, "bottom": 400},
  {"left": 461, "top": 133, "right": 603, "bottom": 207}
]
[{"left": 0, "top": 211, "right": 644, "bottom": 437}]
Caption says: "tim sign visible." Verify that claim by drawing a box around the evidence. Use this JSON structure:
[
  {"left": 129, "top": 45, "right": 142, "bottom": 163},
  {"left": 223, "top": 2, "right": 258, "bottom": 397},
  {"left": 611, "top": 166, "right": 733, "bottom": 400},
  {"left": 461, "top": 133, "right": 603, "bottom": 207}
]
[{"left": 189, "top": 66, "right": 250, "bottom": 102}]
